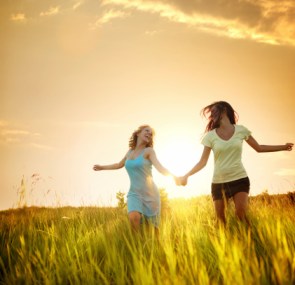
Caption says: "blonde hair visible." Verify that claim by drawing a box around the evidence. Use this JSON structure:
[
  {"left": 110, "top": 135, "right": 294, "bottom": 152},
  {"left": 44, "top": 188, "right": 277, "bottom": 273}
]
[{"left": 128, "top": 125, "right": 155, "bottom": 149}]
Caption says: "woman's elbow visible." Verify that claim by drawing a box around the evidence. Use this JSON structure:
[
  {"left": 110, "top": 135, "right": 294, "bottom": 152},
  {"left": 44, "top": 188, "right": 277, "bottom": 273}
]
[
  {"left": 254, "top": 146, "right": 263, "bottom": 153},
  {"left": 116, "top": 163, "right": 124, "bottom": 169}
]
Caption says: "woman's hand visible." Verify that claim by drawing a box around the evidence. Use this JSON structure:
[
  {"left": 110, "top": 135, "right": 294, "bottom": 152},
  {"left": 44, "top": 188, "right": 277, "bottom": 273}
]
[
  {"left": 93, "top": 165, "right": 103, "bottom": 171},
  {"left": 285, "top": 143, "right": 294, "bottom": 151},
  {"left": 174, "top": 176, "right": 188, "bottom": 186},
  {"left": 174, "top": 176, "right": 181, "bottom": 186},
  {"left": 179, "top": 176, "right": 188, "bottom": 186}
]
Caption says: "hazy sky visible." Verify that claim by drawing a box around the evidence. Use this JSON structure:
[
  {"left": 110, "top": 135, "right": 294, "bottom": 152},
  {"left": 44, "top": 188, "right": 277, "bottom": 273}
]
[{"left": 1, "top": 0, "right": 295, "bottom": 210}]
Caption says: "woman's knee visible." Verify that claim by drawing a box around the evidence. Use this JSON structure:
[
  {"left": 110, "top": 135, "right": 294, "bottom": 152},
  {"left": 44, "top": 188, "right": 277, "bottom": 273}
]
[
  {"left": 235, "top": 207, "right": 246, "bottom": 219},
  {"left": 214, "top": 199, "right": 226, "bottom": 223},
  {"left": 128, "top": 211, "right": 141, "bottom": 226},
  {"left": 233, "top": 192, "right": 248, "bottom": 218}
]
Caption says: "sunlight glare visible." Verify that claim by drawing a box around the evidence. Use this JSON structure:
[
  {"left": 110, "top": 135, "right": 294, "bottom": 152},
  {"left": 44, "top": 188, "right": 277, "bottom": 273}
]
[
  {"left": 153, "top": 133, "right": 212, "bottom": 199},
  {"left": 158, "top": 137, "right": 198, "bottom": 176}
]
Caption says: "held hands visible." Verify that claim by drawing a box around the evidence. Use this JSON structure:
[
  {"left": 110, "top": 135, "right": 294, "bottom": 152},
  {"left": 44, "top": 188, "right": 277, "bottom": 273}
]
[{"left": 174, "top": 175, "right": 188, "bottom": 186}]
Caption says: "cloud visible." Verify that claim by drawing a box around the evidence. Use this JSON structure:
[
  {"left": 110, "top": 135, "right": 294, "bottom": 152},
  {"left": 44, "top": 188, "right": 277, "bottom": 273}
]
[
  {"left": 1, "top": 129, "right": 31, "bottom": 136},
  {"left": 101, "top": 0, "right": 295, "bottom": 46},
  {"left": 40, "top": 6, "right": 60, "bottom": 17},
  {"left": 11, "top": 13, "right": 27, "bottom": 22},
  {"left": 100, "top": 9, "right": 129, "bottom": 24},
  {"left": 29, "top": 143, "right": 53, "bottom": 150},
  {"left": 73, "top": 1, "right": 83, "bottom": 10},
  {"left": 0, "top": 123, "right": 51, "bottom": 150},
  {"left": 7, "top": 0, "right": 294, "bottom": 46},
  {"left": 90, "top": 9, "right": 129, "bottom": 29},
  {"left": 274, "top": 168, "right": 295, "bottom": 176},
  {"left": 145, "top": 30, "right": 162, "bottom": 36}
]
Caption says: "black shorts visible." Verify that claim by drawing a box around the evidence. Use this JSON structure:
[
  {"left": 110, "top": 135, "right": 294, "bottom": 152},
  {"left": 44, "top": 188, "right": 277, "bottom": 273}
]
[{"left": 211, "top": 177, "right": 250, "bottom": 201}]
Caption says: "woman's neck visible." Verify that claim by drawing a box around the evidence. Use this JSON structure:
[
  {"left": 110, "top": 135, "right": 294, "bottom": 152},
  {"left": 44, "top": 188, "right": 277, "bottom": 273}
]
[
  {"left": 134, "top": 141, "right": 146, "bottom": 151},
  {"left": 219, "top": 116, "right": 232, "bottom": 129}
]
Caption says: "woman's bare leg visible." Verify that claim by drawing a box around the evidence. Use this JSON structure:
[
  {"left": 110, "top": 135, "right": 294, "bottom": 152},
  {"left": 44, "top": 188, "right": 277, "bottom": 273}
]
[
  {"left": 233, "top": 192, "right": 250, "bottom": 225},
  {"left": 214, "top": 199, "right": 226, "bottom": 225},
  {"left": 128, "top": 211, "right": 141, "bottom": 231}
]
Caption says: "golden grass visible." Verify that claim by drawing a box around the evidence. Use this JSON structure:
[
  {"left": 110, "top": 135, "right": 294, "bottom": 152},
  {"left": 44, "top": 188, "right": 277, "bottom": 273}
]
[{"left": 0, "top": 194, "right": 294, "bottom": 284}]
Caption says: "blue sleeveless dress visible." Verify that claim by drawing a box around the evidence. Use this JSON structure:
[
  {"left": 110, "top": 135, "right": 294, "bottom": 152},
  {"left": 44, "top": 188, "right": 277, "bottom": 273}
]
[{"left": 125, "top": 150, "right": 160, "bottom": 225}]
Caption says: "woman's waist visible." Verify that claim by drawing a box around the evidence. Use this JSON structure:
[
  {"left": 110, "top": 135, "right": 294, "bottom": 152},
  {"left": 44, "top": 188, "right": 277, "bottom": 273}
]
[{"left": 212, "top": 167, "right": 248, "bottom": 183}]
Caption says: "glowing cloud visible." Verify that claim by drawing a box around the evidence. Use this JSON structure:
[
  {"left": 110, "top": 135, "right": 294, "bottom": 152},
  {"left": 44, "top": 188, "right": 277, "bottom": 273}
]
[
  {"left": 1, "top": 130, "right": 31, "bottom": 136},
  {"left": 40, "top": 6, "right": 60, "bottom": 17},
  {"left": 90, "top": 9, "right": 129, "bottom": 29},
  {"left": 0, "top": 123, "right": 50, "bottom": 150},
  {"left": 29, "top": 143, "right": 53, "bottom": 150},
  {"left": 101, "top": 0, "right": 295, "bottom": 46},
  {"left": 73, "top": 2, "right": 83, "bottom": 10},
  {"left": 11, "top": 13, "right": 27, "bottom": 22}
]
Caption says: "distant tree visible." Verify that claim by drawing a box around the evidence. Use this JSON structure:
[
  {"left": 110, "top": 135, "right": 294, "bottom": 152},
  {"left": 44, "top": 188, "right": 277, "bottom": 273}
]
[
  {"left": 261, "top": 189, "right": 269, "bottom": 196},
  {"left": 259, "top": 189, "right": 271, "bottom": 204},
  {"left": 116, "top": 191, "right": 126, "bottom": 209}
]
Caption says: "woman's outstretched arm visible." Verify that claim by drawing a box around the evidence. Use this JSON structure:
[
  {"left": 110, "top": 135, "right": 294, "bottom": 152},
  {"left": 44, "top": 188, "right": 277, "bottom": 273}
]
[
  {"left": 246, "top": 136, "right": 293, "bottom": 152},
  {"left": 93, "top": 153, "right": 128, "bottom": 171},
  {"left": 179, "top": 146, "right": 211, "bottom": 186},
  {"left": 146, "top": 147, "right": 174, "bottom": 176}
]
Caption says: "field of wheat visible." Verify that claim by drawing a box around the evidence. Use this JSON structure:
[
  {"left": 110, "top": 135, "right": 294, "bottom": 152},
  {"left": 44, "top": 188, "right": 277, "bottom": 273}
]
[{"left": 0, "top": 193, "right": 294, "bottom": 285}]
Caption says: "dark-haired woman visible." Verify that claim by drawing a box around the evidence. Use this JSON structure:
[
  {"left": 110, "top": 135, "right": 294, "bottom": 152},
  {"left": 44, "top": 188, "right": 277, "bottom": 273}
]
[
  {"left": 179, "top": 101, "right": 293, "bottom": 225},
  {"left": 93, "top": 125, "right": 175, "bottom": 232}
]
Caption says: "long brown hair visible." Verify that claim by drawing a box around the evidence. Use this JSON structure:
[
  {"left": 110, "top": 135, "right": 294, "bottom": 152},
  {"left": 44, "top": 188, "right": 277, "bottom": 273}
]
[
  {"left": 128, "top": 125, "right": 155, "bottom": 149},
  {"left": 201, "top": 101, "right": 238, "bottom": 132}
]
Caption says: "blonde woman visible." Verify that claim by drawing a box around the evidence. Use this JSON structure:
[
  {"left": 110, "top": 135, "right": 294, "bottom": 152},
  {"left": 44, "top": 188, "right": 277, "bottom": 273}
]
[{"left": 93, "top": 125, "right": 175, "bottom": 232}]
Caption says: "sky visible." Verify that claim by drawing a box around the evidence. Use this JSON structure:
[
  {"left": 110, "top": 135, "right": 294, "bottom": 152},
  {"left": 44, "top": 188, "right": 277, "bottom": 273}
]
[{"left": 1, "top": 0, "right": 295, "bottom": 211}]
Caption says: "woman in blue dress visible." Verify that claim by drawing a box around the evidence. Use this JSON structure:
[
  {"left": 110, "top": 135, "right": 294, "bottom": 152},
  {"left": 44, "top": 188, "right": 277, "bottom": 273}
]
[{"left": 93, "top": 125, "right": 175, "bottom": 232}]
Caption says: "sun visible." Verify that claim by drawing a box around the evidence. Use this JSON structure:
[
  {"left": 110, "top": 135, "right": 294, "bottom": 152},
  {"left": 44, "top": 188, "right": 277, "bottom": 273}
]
[
  {"left": 152, "top": 131, "right": 212, "bottom": 199},
  {"left": 157, "top": 138, "right": 199, "bottom": 176}
]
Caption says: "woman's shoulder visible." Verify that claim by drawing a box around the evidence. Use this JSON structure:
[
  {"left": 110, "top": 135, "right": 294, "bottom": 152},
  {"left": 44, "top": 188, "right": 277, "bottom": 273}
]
[
  {"left": 142, "top": 147, "right": 155, "bottom": 160},
  {"left": 125, "top": 149, "right": 133, "bottom": 159},
  {"left": 235, "top": 124, "right": 250, "bottom": 131},
  {"left": 144, "top": 147, "right": 154, "bottom": 154},
  {"left": 204, "top": 129, "right": 216, "bottom": 138},
  {"left": 201, "top": 129, "right": 215, "bottom": 145},
  {"left": 235, "top": 124, "right": 252, "bottom": 138}
]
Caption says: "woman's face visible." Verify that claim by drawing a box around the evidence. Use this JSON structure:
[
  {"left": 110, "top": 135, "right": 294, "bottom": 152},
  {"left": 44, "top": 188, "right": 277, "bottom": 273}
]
[
  {"left": 138, "top": 127, "right": 153, "bottom": 145},
  {"left": 210, "top": 105, "right": 221, "bottom": 124},
  {"left": 211, "top": 104, "right": 228, "bottom": 124}
]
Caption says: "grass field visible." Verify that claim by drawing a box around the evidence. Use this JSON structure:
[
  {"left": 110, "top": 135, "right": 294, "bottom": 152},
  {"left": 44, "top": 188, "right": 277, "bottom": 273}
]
[{"left": 0, "top": 192, "right": 295, "bottom": 285}]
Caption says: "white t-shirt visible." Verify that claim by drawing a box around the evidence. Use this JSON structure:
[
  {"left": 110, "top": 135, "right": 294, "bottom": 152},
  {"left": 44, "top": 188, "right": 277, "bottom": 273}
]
[{"left": 201, "top": 125, "right": 251, "bottom": 183}]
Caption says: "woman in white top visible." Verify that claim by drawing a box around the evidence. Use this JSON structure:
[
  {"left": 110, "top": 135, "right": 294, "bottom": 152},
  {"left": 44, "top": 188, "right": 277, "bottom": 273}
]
[{"left": 179, "top": 101, "right": 293, "bottom": 225}]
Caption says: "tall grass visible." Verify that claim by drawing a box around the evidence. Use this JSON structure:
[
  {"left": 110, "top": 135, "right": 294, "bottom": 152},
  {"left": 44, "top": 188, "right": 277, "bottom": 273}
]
[{"left": 0, "top": 194, "right": 294, "bottom": 284}]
